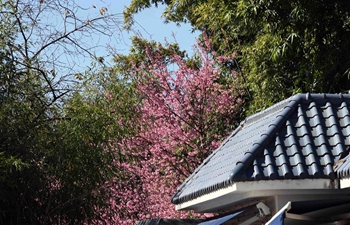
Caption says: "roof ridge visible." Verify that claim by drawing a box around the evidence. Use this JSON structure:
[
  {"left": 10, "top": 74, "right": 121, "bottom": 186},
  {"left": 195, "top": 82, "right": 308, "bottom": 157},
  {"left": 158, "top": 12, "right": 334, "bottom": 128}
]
[
  {"left": 172, "top": 95, "right": 304, "bottom": 203},
  {"left": 245, "top": 95, "right": 297, "bottom": 123},
  {"left": 229, "top": 95, "right": 302, "bottom": 181}
]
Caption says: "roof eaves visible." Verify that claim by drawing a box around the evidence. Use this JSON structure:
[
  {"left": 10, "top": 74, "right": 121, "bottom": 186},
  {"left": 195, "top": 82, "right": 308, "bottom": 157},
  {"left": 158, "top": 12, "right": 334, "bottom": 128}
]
[{"left": 335, "top": 153, "right": 350, "bottom": 178}]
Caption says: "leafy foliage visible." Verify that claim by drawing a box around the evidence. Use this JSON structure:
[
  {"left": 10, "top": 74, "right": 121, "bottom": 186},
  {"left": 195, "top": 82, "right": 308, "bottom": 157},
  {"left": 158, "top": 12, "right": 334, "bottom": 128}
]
[{"left": 125, "top": 0, "right": 350, "bottom": 113}]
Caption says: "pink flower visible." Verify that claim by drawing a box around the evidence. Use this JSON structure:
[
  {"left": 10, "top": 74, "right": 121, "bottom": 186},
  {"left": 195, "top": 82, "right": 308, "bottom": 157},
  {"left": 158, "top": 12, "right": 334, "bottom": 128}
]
[{"left": 92, "top": 34, "right": 244, "bottom": 224}]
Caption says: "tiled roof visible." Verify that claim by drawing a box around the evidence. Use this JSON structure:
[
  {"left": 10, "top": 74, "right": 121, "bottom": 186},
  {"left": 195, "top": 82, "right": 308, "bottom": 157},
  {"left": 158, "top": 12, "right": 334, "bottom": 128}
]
[{"left": 172, "top": 93, "right": 350, "bottom": 205}]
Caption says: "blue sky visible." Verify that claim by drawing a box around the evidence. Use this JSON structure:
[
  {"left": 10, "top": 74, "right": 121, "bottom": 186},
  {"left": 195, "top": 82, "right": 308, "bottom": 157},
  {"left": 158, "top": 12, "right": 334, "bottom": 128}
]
[{"left": 82, "top": 0, "right": 199, "bottom": 55}]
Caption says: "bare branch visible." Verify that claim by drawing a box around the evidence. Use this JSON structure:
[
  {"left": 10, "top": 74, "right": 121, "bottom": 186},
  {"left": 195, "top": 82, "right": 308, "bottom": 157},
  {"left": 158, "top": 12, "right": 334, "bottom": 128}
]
[{"left": 6, "top": 0, "right": 124, "bottom": 97}]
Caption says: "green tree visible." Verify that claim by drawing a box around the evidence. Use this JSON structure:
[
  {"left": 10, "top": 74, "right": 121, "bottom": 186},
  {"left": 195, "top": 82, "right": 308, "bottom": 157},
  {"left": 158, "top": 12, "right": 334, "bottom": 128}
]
[
  {"left": 0, "top": 0, "right": 126, "bottom": 224},
  {"left": 125, "top": 0, "right": 350, "bottom": 113},
  {"left": 46, "top": 65, "right": 140, "bottom": 224}
]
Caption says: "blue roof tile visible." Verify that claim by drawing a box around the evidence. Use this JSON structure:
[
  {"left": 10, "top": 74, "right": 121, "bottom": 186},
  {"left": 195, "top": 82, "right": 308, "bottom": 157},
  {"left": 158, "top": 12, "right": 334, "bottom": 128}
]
[{"left": 172, "top": 94, "right": 350, "bottom": 205}]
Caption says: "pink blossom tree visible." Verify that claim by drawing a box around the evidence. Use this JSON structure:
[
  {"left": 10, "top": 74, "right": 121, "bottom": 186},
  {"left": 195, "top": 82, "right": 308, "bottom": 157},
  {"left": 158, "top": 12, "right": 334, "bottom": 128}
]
[{"left": 95, "top": 37, "right": 244, "bottom": 224}]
